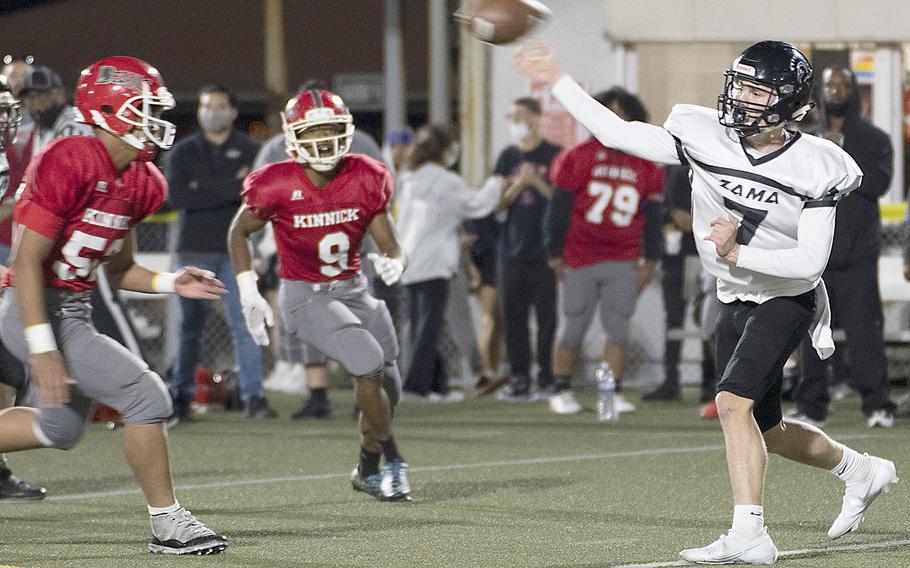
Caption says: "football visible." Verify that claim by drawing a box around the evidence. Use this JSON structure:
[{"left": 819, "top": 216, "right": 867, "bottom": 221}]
[{"left": 455, "top": 0, "right": 552, "bottom": 45}]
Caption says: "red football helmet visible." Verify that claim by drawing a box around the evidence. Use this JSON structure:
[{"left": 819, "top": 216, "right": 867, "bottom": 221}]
[
  {"left": 282, "top": 89, "right": 354, "bottom": 171},
  {"left": 74, "top": 56, "right": 176, "bottom": 157}
]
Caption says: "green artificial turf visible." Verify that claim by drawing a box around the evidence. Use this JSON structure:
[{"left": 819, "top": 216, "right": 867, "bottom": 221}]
[{"left": 0, "top": 389, "right": 907, "bottom": 567}]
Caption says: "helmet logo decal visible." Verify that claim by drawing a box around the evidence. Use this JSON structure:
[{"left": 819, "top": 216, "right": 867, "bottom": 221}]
[
  {"left": 95, "top": 66, "right": 145, "bottom": 92},
  {"left": 793, "top": 60, "right": 811, "bottom": 84},
  {"left": 734, "top": 62, "right": 756, "bottom": 76}
]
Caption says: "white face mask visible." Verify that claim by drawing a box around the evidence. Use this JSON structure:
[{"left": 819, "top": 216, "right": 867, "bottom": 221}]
[
  {"left": 198, "top": 108, "right": 234, "bottom": 133},
  {"left": 508, "top": 121, "right": 529, "bottom": 142}
]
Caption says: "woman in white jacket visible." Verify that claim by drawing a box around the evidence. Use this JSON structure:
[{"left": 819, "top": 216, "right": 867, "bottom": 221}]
[{"left": 396, "top": 124, "right": 504, "bottom": 399}]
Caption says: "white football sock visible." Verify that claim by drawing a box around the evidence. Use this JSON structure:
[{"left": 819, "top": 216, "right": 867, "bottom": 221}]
[
  {"left": 731, "top": 504, "right": 764, "bottom": 539},
  {"left": 148, "top": 501, "right": 181, "bottom": 516},
  {"left": 831, "top": 445, "right": 871, "bottom": 483}
]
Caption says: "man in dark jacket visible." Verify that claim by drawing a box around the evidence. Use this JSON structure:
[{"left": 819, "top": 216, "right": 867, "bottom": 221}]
[
  {"left": 790, "top": 66, "right": 896, "bottom": 428},
  {"left": 165, "top": 85, "right": 276, "bottom": 422}
]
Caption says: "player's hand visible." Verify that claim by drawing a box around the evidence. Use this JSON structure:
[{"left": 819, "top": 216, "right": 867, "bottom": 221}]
[
  {"left": 705, "top": 215, "right": 741, "bottom": 263},
  {"left": 514, "top": 39, "right": 563, "bottom": 87},
  {"left": 548, "top": 257, "right": 565, "bottom": 281},
  {"left": 636, "top": 261, "right": 657, "bottom": 295},
  {"left": 30, "top": 350, "right": 75, "bottom": 406},
  {"left": 174, "top": 267, "right": 228, "bottom": 300},
  {"left": 367, "top": 253, "right": 405, "bottom": 286},
  {"left": 240, "top": 291, "right": 274, "bottom": 346}
]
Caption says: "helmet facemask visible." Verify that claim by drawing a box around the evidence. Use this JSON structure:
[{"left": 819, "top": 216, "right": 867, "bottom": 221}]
[
  {"left": 282, "top": 109, "right": 354, "bottom": 172},
  {"left": 0, "top": 91, "right": 22, "bottom": 151},
  {"left": 116, "top": 81, "right": 176, "bottom": 150}
]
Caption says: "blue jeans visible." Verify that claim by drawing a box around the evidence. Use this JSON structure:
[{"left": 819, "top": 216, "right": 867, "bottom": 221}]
[{"left": 169, "top": 252, "right": 264, "bottom": 414}]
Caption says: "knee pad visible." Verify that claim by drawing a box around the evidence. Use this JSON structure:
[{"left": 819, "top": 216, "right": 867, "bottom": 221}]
[
  {"left": 37, "top": 404, "right": 91, "bottom": 450},
  {"left": 119, "top": 371, "right": 174, "bottom": 424},
  {"left": 556, "top": 314, "right": 590, "bottom": 349},
  {"left": 336, "top": 326, "right": 384, "bottom": 377}
]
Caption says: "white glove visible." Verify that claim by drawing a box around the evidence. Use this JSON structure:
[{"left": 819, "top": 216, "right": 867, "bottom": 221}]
[
  {"left": 237, "top": 271, "right": 274, "bottom": 346},
  {"left": 367, "top": 253, "right": 405, "bottom": 286}
]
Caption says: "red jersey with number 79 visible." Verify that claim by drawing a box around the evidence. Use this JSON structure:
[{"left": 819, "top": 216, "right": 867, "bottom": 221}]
[
  {"left": 4, "top": 136, "right": 167, "bottom": 291},
  {"left": 242, "top": 154, "right": 393, "bottom": 283},
  {"left": 550, "top": 139, "right": 665, "bottom": 268}
]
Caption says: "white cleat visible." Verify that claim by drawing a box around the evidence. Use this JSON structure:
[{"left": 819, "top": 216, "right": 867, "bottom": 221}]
[
  {"left": 614, "top": 394, "right": 636, "bottom": 414},
  {"left": 549, "top": 391, "right": 582, "bottom": 415},
  {"left": 866, "top": 410, "right": 894, "bottom": 429},
  {"left": 679, "top": 528, "right": 777, "bottom": 564},
  {"left": 828, "top": 455, "right": 898, "bottom": 539}
]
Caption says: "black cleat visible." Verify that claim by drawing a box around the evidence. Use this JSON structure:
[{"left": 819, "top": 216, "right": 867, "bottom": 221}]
[
  {"left": 0, "top": 472, "right": 46, "bottom": 501},
  {"left": 291, "top": 397, "right": 332, "bottom": 420}
]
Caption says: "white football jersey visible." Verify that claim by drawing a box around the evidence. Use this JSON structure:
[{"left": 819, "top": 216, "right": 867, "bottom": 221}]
[
  {"left": 27, "top": 105, "right": 93, "bottom": 158},
  {"left": 664, "top": 104, "right": 862, "bottom": 303},
  {"left": 551, "top": 76, "right": 863, "bottom": 358}
]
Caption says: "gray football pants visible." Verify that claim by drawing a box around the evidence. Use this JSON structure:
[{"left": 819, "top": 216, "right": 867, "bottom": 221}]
[
  {"left": 0, "top": 289, "right": 172, "bottom": 450},
  {"left": 277, "top": 275, "right": 401, "bottom": 405}
]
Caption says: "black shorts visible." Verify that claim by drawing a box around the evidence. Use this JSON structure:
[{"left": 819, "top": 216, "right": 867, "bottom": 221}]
[
  {"left": 472, "top": 251, "right": 498, "bottom": 288},
  {"left": 715, "top": 289, "right": 815, "bottom": 432}
]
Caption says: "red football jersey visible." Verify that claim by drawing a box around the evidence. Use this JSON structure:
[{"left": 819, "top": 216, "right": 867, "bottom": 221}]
[
  {"left": 6, "top": 136, "right": 166, "bottom": 291},
  {"left": 243, "top": 154, "right": 393, "bottom": 282},
  {"left": 550, "top": 139, "right": 664, "bottom": 268}
]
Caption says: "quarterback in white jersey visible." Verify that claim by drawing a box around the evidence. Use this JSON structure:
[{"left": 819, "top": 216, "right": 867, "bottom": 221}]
[{"left": 516, "top": 40, "right": 897, "bottom": 564}]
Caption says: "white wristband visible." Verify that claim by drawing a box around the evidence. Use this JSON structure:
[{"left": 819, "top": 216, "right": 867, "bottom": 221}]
[
  {"left": 151, "top": 272, "right": 178, "bottom": 293},
  {"left": 25, "top": 323, "right": 58, "bottom": 354},
  {"left": 237, "top": 270, "right": 259, "bottom": 299}
]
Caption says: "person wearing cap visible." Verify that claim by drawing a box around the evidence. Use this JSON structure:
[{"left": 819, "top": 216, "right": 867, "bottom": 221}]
[{"left": 18, "top": 66, "right": 92, "bottom": 159}]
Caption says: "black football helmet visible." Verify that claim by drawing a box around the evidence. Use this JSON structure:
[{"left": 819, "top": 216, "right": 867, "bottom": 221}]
[
  {"left": 0, "top": 75, "right": 22, "bottom": 150},
  {"left": 717, "top": 41, "right": 814, "bottom": 137}
]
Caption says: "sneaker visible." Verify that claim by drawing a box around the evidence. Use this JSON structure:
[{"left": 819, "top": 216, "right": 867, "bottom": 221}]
[
  {"left": 642, "top": 382, "right": 681, "bottom": 401},
  {"left": 379, "top": 459, "right": 411, "bottom": 501},
  {"left": 679, "top": 528, "right": 777, "bottom": 564},
  {"left": 244, "top": 394, "right": 278, "bottom": 419},
  {"left": 148, "top": 507, "right": 228, "bottom": 555},
  {"left": 867, "top": 410, "right": 894, "bottom": 429},
  {"left": 437, "top": 390, "right": 465, "bottom": 403},
  {"left": 828, "top": 455, "right": 898, "bottom": 539},
  {"left": 472, "top": 375, "right": 508, "bottom": 396},
  {"left": 496, "top": 377, "right": 531, "bottom": 402},
  {"left": 0, "top": 472, "right": 46, "bottom": 500},
  {"left": 549, "top": 391, "right": 582, "bottom": 415},
  {"left": 614, "top": 393, "right": 636, "bottom": 414},
  {"left": 263, "top": 361, "right": 308, "bottom": 395},
  {"left": 291, "top": 397, "right": 332, "bottom": 420},
  {"left": 700, "top": 400, "right": 719, "bottom": 420},
  {"left": 784, "top": 408, "right": 825, "bottom": 429},
  {"left": 350, "top": 467, "right": 383, "bottom": 499}
]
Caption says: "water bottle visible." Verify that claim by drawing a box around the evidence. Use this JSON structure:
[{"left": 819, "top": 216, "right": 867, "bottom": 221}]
[{"left": 595, "top": 363, "right": 618, "bottom": 422}]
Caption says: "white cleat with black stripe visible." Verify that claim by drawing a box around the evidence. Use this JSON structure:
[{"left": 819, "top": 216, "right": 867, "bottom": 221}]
[
  {"left": 828, "top": 455, "right": 898, "bottom": 539},
  {"left": 149, "top": 507, "right": 228, "bottom": 555}
]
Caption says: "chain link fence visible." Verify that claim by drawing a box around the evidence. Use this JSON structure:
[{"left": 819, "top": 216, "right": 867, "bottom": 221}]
[{"left": 130, "top": 206, "right": 910, "bottom": 392}]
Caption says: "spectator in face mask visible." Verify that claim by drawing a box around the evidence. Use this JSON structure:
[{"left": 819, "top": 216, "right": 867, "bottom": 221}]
[
  {"left": 164, "top": 85, "right": 276, "bottom": 424},
  {"left": 492, "top": 97, "right": 562, "bottom": 401},
  {"left": 18, "top": 66, "right": 91, "bottom": 159},
  {"left": 789, "top": 66, "right": 897, "bottom": 429}
]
